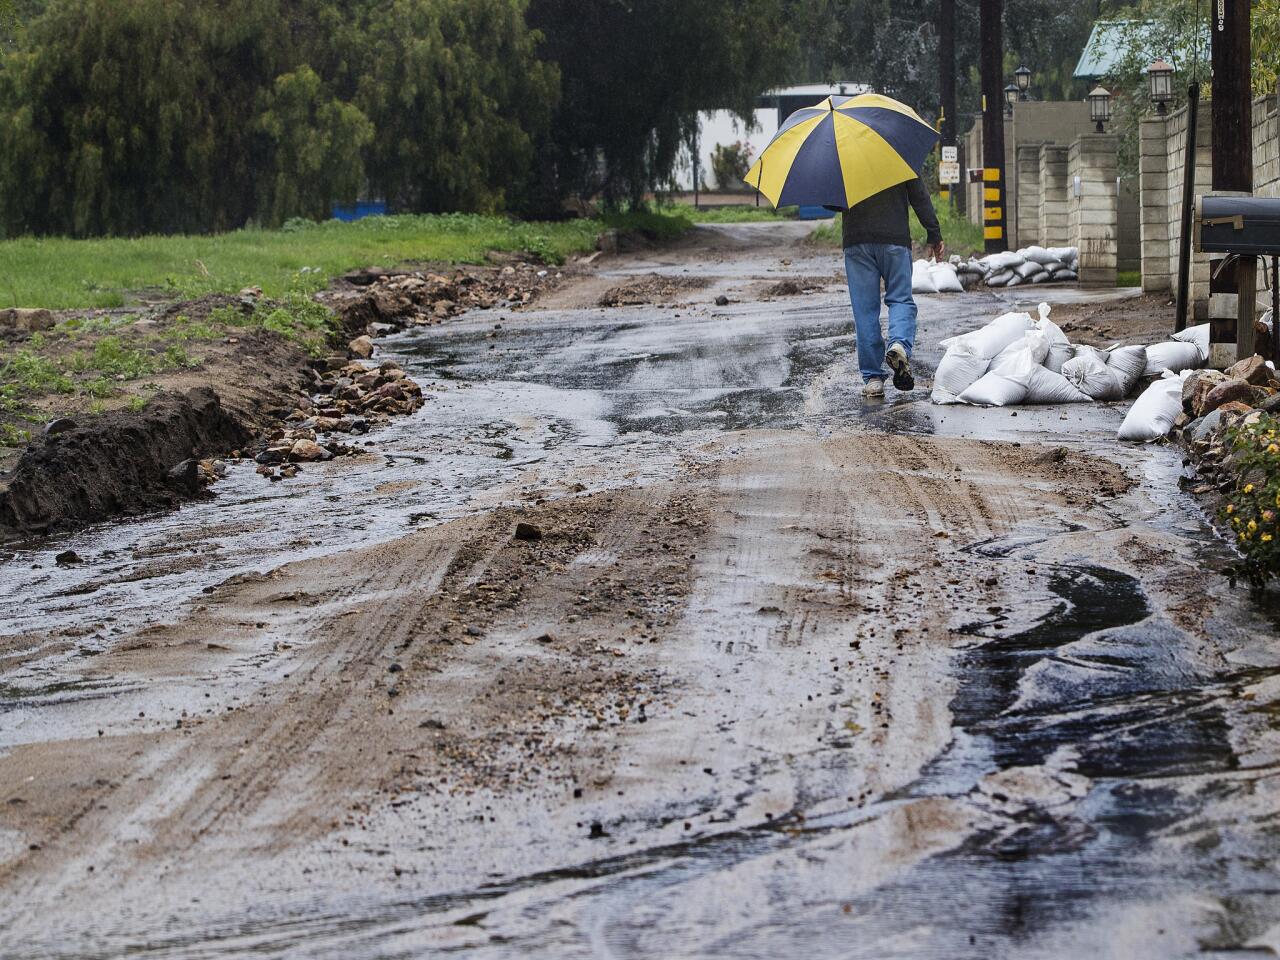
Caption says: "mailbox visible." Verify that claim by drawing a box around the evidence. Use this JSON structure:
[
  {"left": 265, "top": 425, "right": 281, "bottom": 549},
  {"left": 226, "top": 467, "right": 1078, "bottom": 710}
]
[{"left": 1195, "top": 195, "right": 1280, "bottom": 256}]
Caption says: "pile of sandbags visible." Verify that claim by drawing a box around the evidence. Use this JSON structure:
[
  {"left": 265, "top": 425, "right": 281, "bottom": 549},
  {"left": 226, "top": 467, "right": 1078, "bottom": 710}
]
[
  {"left": 952, "top": 246, "right": 1080, "bottom": 289},
  {"left": 932, "top": 302, "right": 1095, "bottom": 406},
  {"left": 1143, "top": 323, "right": 1209, "bottom": 376},
  {"left": 911, "top": 259, "right": 964, "bottom": 294}
]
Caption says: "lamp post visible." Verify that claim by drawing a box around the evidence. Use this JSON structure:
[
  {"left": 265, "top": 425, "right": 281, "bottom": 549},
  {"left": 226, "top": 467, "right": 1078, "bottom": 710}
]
[
  {"left": 1147, "top": 59, "right": 1174, "bottom": 114},
  {"left": 1014, "top": 64, "right": 1032, "bottom": 101},
  {"left": 1003, "top": 82, "right": 1019, "bottom": 117},
  {"left": 1088, "top": 85, "right": 1112, "bottom": 133}
]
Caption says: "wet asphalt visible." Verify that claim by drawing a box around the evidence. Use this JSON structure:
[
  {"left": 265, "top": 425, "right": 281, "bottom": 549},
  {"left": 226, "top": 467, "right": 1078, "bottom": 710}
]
[{"left": 4, "top": 222, "right": 1280, "bottom": 958}]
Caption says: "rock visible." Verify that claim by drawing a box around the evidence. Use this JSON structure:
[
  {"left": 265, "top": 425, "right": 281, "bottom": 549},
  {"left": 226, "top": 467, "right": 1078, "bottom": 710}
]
[
  {"left": 1216, "top": 400, "right": 1255, "bottom": 420},
  {"left": 55, "top": 549, "right": 82, "bottom": 565},
  {"left": 166, "top": 458, "right": 201, "bottom": 493},
  {"left": 0, "top": 307, "right": 55, "bottom": 334},
  {"left": 255, "top": 446, "right": 289, "bottom": 465},
  {"left": 715, "top": 295, "right": 730, "bottom": 307},
  {"left": 279, "top": 463, "right": 300, "bottom": 478},
  {"left": 1200, "top": 378, "right": 1255, "bottom": 416},
  {"left": 348, "top": 335, "right": 375, "bottom": 359},
  {"left": 514, "top": 521, "right": 542, "bottom": 542},
  {"left": 1184, "top": 369, "right": 1227, "bottom": 415},
  {"left": 1189, "top": 409, "right": 1224, "bottom": 443},
  {"left": 289, "top": 439, "right": 332, "bottom": 462},
  {"left": 1259, "top": 393, "right": 1280, "bottom": 414},
  {"left": 42, "top": 418, "right": 77, "bottom": 437},
  {"left": 1225, "top": 354, "right": 1271, "bottom": 386}
]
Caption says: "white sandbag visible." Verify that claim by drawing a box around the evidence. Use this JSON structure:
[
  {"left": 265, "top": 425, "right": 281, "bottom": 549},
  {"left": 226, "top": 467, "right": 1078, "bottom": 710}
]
[
  {"left": 931, "top": 341, "right": 991, "bottom": 404},
  {"left": 930, "top": 262, "right": 964, "bottom": 293},
  {"left": 1142, "top": 339, "right": 1202, "bottom": 377},
  {"left": 1050, "top": 268, "right": 1078, "bottom": 281},
  {"left": 1105, "top": 344, "right": 1148, "bottom": 396},
  {"left": 1024, "top": 365, "right": 1094, "bottom": 404},
  {"left": 1117, "top": 371, "right": 1191, "bottom": 442},
  {"left": 1006, "top": 274, "right": 1025, "bottom": 287},
  {"left": 1171, "top": 322, "right": 1210, "bottom": 361},
  {"left": 982, "top": 251, "right": 1024, "bottom": 271},
  {"left": 957, "top": 370, "right": 1029, "bottom": 406},
  {"left": 1022, "top": 246, "right": 1058, "bottom": 265},
  {"left": 986, "top": 268, "right": 1014, "bottom": 287},
  {"left": 941, "top": 310, "right": 1035, "bottom": 359},
  {"left": 1030, "top": 270, "right": 1052, "bottom": 283},
  {"left": 990, "top": 333, "right": 1049, "bottom": 375},
  {"left": 1033, "top": 303, "right": 1072, "bottom": 374},
  {"left": 1041, "top": 260, "right": 1066, "bottom": 274},
  {"left": 1061, "top": 351, "right": 1125, "bottom": 400},
  {"left": 1047, "top": 246, "right": 1079, "bottom": 266},
  {"left": 1071, "top": 343, "right": 1109, "bottom": 362},
  {"left": 911, "top": 259, "right": 938, "bottom": 294},
  {"left": 1014, "top": 261, "right": 1043, "bottom": 280}
]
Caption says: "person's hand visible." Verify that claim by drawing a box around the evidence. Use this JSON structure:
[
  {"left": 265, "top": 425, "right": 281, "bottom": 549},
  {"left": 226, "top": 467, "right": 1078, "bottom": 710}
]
[{"left": 927, "top": 241, "right": 945, "bottom": 261}]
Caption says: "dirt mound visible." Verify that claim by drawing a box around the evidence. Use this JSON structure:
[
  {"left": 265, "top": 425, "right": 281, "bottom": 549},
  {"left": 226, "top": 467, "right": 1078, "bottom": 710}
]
[
  {"left": 760, "top": 276, "right": 835, "bottom": 298},
  {"left": 323, "top": 264, "right": 562, "bottom": 334},
  {"left": 0, "top": 387, "right": 254, "bottom": 537},
  {"left": 597, "top": 274, "right": 710, "bottom": 307}
]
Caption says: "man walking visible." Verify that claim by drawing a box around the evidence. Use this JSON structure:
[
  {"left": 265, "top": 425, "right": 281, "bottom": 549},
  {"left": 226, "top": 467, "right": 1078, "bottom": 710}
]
[{"left": 839, "top": 178, "right": 943, "bottom": 397}]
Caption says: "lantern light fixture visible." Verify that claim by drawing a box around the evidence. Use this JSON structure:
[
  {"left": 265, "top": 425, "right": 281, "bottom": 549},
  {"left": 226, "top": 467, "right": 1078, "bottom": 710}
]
[
  {"left": 1004, "top": 82, "right": 1019, "bottom": 116},
  {"left": 1014, "top": 64, "right": 1032, "bottom": 100},
  {"left": 1147, "top": 59, "right": 1175, "bottom": 114},
  {"left": 1088, "top": 85, "right": 1113, "bottom": 132}
]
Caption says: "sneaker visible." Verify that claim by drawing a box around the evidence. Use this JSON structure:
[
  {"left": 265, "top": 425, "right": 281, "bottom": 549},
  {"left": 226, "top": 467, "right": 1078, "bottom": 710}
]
[
  {"left": 885, "top": 343, "right": 914, "bottom": 391},
  {"left": 862, "top": 378, "right": 885, "bottom": 398}
]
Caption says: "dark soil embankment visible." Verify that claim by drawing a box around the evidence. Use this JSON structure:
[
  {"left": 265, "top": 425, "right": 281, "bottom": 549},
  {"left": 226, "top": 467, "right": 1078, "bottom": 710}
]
[{"left": 0, "top": 387, "right": 253, "bottom": 535}]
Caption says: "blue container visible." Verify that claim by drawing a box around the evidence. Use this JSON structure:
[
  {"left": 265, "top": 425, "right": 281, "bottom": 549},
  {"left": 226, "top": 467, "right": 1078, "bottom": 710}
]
[
  {"left": 797, "top": 205, "right": 837, "bottom": 221},
  {"left": 331, "top": 201, "right": 388, "bottom": 222}
]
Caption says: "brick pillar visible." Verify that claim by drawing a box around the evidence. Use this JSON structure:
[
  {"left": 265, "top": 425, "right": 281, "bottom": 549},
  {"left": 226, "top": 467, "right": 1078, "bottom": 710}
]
[
  {"left": 1038, "top": 144, "right": 1069, "bottom": 248},
  {"left": 1015, "top": 144, "right": 1042, "bottom": 248},
  {"left": 1139, "top": 117, "right": 1170, "bottom": 292},
  {"left": 1068, "top": 134, "right": 1118, "bottom": 287}
]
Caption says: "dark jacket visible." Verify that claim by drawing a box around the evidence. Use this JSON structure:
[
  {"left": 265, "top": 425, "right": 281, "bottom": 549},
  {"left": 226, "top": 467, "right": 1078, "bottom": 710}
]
[{"left": 837, "top": 178, "right": 942, "bottom": 250}]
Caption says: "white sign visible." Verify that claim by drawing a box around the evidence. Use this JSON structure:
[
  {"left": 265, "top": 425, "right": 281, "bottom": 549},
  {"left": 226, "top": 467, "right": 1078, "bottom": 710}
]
[
  {"left": 939, "top": 160, "right": 960, "bottom": 184},
  {"left": 941, "top": 146, "right": 957, "bottom": 162}
]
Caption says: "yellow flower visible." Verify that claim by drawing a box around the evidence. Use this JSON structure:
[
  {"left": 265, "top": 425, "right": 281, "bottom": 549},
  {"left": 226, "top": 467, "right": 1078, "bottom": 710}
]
[
  {"left": 1226, "top": 504, "right": 1235, "bottom": 514},
  {"left": 1233, "top": 517, "right": 1242, "bottom": 527},
  {"left": 1248, "top": 520, "right": 1258, "bottom": 532},
  {"left": 1264, "top": 534, "right": 1274, "bottom": 543},
  {"left": 1245, "top": 483, "right": 1255, "bottom": 494},
  {"left": 1268, "top": 444, "right": 1280, "bottom": 454}
]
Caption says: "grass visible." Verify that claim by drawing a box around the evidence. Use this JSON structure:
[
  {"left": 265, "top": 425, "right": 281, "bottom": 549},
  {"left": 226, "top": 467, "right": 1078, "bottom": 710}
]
[
  {"left": 1117, "top": 270, "right": 1141, "bottom": 288},
  {"left": 810, "top": 193, "right": 986, "bottom": 256},
  {"left": 0, "top": 211, "right": 693, "bottom": 311},
  {"left": 659, "top": 201, "right": 797, "bottom": 223}
]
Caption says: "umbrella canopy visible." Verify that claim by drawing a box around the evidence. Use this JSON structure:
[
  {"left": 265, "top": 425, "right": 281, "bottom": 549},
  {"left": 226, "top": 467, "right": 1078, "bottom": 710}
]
[{"left": 744, "top": 94, "right": 939, "bottom": 209}]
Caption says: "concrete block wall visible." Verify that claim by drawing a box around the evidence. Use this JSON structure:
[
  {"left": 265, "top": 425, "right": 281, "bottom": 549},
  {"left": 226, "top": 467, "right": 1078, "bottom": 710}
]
[
  {"left": 1118, "top": 177, "right": 1140, "bottom": 274},
  {"left": 1164, "top": 102, "right": 1213, "bottom": 318},
  {"left": 1068, "top": 135, "right": 1118, "bottom": 286},
  {"left": 1138, "top": 117, "right": 1171, "bottom": 293},
  {"left": 1016, "top": 145, "right": 1042, "bottom": 248},
  {"left": 1038, "top": 144, "right": 1070, "bottom": 248}
]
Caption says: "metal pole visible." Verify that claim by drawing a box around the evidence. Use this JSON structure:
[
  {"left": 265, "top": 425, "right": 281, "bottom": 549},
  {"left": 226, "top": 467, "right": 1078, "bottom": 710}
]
[
  {"left": 940, "top": 0, "right": 956, "bottom": 210},
  {"left": 1175, "top": 82, "right": 1199, "bottom": 332},
  {"left": 980, "top": 0, "right": 1007, "bottom": 252}
]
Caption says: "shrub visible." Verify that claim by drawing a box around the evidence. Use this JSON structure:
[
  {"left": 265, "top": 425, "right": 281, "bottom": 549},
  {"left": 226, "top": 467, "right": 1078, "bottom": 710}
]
[
  {"left": 1221, "top": 413, "right": 1280, "bottom": 589},
  {"left": 710, "top": 141, "right": 753, "bottom": 191}
]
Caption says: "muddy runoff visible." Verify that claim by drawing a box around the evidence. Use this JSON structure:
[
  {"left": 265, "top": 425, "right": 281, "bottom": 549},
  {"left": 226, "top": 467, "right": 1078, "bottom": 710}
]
[{"left": 3, "top": 222, "right": 1280, "bottom": 959}]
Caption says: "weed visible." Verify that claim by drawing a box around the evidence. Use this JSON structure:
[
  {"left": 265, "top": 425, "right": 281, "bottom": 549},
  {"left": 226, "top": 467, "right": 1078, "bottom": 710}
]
[
  {"left": 125, "top": 395, "right": 148, "bottom": 413},
  {"left": 0, "top": 423, "right": 31, "bottom": 448},
  {"left": 1222, "top": 413, "right": 1280, "bottom": 589},
  {"left": 0, "top": 350, "right": 74, "bottom": 393}
]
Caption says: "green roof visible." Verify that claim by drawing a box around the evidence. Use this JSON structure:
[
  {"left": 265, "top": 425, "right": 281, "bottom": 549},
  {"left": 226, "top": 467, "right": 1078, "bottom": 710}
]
[{"left": 1074, "top": 19, "right": 1208, "bottom": 80}]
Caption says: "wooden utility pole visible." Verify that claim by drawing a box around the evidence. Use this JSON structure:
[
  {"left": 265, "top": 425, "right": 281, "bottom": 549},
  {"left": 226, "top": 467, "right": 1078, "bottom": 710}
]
[
  {"left": 980, "top": 0, "right": 1007, "bottom": 252},
  {"left": 939, "top": 0, "right": 957, "bottom": 209},
  {"left": 1211, "top": 0, "right": 1254, "bottom": 358}
]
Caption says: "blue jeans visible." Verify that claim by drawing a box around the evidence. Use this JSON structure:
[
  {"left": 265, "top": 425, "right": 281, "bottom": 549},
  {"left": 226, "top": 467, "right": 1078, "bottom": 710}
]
[{"left": 843, "top": 243, "right": 917, "bottom": 382}]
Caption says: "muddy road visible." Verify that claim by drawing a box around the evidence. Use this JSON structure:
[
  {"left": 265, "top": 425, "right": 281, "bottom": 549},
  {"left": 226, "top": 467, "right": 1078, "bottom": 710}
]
[{"left": 4, "top": 222, "right": 1280, "bottom": 959}]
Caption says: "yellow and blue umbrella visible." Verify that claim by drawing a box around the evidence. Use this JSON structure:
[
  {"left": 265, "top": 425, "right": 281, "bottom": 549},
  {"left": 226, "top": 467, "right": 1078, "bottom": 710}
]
[{"left": 744, "top": 94, "right": 939, "bottom": 209}]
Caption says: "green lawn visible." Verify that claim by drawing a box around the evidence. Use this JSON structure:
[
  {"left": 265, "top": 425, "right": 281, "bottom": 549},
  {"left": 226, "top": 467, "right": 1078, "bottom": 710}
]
[
  {"left": 0, "top": 211, "right": 690, "bottom": 311},
  {"left": 660, "top": 201, "right": 797, "bottom": 223},
  {"left": 810, "top": 194, "right": 986, "bottom": 257}
]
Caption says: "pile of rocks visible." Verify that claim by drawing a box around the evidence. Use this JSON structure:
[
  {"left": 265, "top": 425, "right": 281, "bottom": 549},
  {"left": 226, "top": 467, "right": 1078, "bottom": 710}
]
[
  {"left": 250, "top": 356, "right": 425, "bottom": 482},
  {"left": 1178, "top": 355, "right": 1280, "bottom": 488},
  {"left": 330, "top": 263, "right": 560, "bottom": 333}
]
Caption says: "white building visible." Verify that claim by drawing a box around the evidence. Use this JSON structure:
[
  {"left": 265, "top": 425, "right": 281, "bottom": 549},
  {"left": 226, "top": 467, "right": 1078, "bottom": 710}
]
[{"left": 675, "top": 82, "right": 870, "bottom": 192}]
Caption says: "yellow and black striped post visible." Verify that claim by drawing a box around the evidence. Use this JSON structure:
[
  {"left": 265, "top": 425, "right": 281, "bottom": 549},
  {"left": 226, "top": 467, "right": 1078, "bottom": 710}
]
[{"left": 982, "top": 167, "right": 1005, "bottom": 247}]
